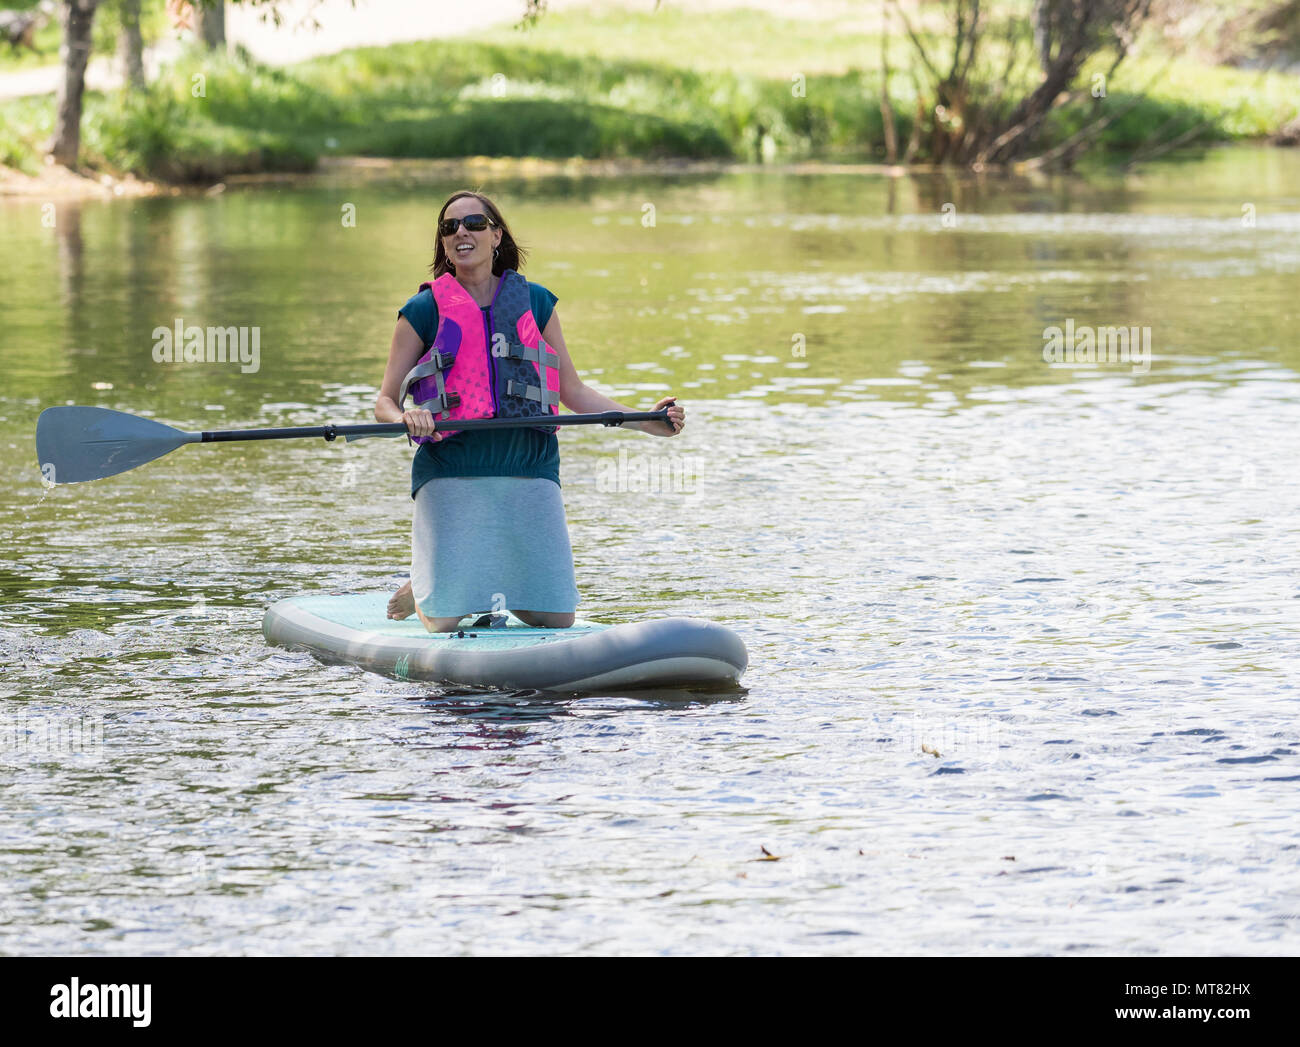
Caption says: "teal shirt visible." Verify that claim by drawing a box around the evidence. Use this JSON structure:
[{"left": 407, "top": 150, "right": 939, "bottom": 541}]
[{"left": 399, "top": 280, "right": 561, "bottom": 497}]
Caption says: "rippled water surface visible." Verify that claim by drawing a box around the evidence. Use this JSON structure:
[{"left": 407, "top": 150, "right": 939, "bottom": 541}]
[{"left": 1, "top": 149, "right": 1298, "bottom": 954}]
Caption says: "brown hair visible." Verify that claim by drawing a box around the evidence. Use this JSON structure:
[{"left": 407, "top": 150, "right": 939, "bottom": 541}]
[{"left": 430, "top": 190, "right": 527, "bottom": 278}]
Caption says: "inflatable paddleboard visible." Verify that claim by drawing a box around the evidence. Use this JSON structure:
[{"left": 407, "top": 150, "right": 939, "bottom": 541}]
[{"left": 262, "top": 593, "right": 748, "bottom": 691}]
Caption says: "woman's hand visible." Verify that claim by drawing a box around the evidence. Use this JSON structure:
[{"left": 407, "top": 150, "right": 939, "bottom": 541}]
[
  {"left": 403, "top": 409, "right": 441, "bottom": 441},
  {"left": 643, "top": 396, "right": 685, "bottom": 437}
]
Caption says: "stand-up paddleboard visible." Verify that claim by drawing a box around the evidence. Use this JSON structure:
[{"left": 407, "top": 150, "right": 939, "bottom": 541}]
[{"left": 263, "top": 593, "right": 748, "bottom": 691}]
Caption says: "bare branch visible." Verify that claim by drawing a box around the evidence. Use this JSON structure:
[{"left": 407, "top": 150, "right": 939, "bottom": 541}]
[
  {"left": 888, "top": 0, "right": 945, "bottom": 88},
  {"left": 1124, "top": 117, "right": 1212, "bottom": 169},
  {"left": 881, "top": 0, "right": 899, "bottom": 163}
]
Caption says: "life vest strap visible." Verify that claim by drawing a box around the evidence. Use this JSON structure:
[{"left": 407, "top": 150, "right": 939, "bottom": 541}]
[
  {"left": 502, "top": 343, "right": 559, "bottom": 366},
  {"left": 506, "top": 380, "right": 560, "bottom": 407},
  {"left": 399, "top": 355, "right": 459, "bottom": 415}
]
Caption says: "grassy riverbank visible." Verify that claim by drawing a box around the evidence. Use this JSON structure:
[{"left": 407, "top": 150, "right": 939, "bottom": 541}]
[{"left": 1, "top": 6, "right": 1297, "bottom": 180}]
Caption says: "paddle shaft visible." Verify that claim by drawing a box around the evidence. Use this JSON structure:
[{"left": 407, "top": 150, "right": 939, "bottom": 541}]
[
  {"left": 35, "top": 404, "right": 680, "bottom": 484},
  {"left": 199, "top": 409, "right": 673, "bottom": 443}
]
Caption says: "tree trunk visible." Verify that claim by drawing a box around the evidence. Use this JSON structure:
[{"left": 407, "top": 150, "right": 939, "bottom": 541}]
[
  {"left": 118, "top": 0, "right": 146, "bottom": 92},
  {"left": 902, "top": 84, "right": 924, "bottom": 165},
  {"left": 48, "top": 0, "right": 100, "bottom": 169},
  {"left": 196, "top": 1, "right": 226, "bottom": 50},
  {"left": 1031, "top": 0, "right": 1052, "bottom": 73},
  {"left": 974, "top": 24, "right": 1097, "bottom": 166},
  {"left": 880, "top": 2, "right": 898, "bottom": 163}
]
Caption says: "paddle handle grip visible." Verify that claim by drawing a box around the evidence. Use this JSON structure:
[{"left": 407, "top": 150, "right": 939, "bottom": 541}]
[{"left": 197, "top": 409, "right": 672, "bottom": 443}]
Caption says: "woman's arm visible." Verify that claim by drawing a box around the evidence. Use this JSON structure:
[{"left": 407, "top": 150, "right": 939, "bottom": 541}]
[
  {"left": 545, "top": 310, "right": 684, "bottom": 437},
  {"left": 375, "top": 315, "right": 439, "bottom": 440}
]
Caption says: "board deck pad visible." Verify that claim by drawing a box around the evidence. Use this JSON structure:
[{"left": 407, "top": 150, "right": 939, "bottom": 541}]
[
  {"left": 263, "top": 593, "right": 748, "bottom": 692},
  {"left": 286, "top": 594, "right": 608, "bottom": 650}
]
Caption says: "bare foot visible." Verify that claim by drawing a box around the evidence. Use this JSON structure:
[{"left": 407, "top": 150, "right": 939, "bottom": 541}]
[{"left": 387, "top": 580, "right": 415, "bottom": 620}]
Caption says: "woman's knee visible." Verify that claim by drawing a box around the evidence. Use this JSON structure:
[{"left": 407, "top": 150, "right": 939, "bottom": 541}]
[
  {"left": 417, "top": 607, "right": 464, "bottom": 633},
  {"left": 514, "top": 609, "right": 574, "bottom": 628}
]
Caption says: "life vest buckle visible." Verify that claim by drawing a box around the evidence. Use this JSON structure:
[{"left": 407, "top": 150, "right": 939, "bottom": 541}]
[
  {"left": 506, "top": 379, "right": 559, "bottom": 407},
  {"left": 415, "top": 389, "right": 460, "bottom": 413}
]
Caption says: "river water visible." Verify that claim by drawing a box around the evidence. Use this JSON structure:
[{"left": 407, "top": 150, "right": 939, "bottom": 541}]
[{"left": 1, "top": 148, "right": 1297, "bottom": 954}]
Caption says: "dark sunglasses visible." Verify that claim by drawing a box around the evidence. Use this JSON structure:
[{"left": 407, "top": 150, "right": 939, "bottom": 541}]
[{"left": 439, "top": 213, "right": 496, "bottom": 237}]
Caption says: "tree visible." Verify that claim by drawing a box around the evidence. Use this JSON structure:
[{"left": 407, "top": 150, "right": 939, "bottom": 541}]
[
  {"left": 890, "top": 0, "right": 1154, "bottom": 167},
  {"left": 976, "top": 0, "right": 1152, "bottom": 165},
  {"left": 48, "top": 0, "right": 101, "bottom": 168},
  {"left": 118, "top": 0, "right": 146, "bottom": 92},
  {"left": 45, "top": 0, "right": 299, "bottom": 169},
  {"left": 196, "top": 0, "right": 225, "bottom": 49}
]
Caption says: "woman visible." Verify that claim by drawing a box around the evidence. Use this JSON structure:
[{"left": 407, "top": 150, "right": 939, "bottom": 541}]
[{"left": 376, "top": 190, "right": 685, "bottom": 632}]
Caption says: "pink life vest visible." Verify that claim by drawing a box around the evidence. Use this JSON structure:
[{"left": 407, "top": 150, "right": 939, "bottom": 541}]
[{"left": 399, "top": 269, "right": 560, "bottom": 443}]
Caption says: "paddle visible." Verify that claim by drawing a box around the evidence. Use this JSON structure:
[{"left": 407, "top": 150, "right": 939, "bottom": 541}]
[{"left": 36, "top": 405, "right": 674, "bottom": 485}]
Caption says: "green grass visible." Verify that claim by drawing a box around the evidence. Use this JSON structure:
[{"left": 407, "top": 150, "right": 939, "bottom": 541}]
[
  {"left": 518, "top": 5, "right": 907, "bottom": 77},
  {"left": 0, "top": 93, "right": 49, "bottom": 173},
  {"left": 1, "top": 5, "right": 1297, "bottom": 181},
  {"left": 1127, "top": 56, "right": 1300, "bottom": 139},
  {"left": 85, "top": 74, "right": 319, "bottom": 181}
]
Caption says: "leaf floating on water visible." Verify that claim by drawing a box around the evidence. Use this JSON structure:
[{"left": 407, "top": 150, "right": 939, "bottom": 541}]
[
  {"left": 922, "top": 743, "right": 941, "bottom": 758},
  {"left": 751, "top": 845, "right": 784, "bottom": 862}
]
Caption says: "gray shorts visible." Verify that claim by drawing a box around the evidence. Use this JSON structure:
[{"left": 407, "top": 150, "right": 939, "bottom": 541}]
[{"left": 411, "top": 476, "right": 581, "bottom": 618}]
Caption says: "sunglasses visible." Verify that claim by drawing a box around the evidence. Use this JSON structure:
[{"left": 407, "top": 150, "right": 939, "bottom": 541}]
[{"left": 439, "top": 213, "right": 496, "bottom": 237}]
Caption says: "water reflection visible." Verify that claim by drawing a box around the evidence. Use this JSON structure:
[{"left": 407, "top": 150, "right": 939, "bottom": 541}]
[{"left": 401, "top": 687, "right": 747, "bottom": 734}]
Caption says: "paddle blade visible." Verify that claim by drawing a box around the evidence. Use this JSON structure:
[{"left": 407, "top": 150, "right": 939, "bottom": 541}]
[{"left": 36, "top": 406, "right": 197, "bottom": 484}]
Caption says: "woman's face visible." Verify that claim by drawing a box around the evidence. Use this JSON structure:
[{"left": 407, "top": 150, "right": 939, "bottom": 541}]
[{"left": 442, "top": 196, "right": 502, "bottom": 269}]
